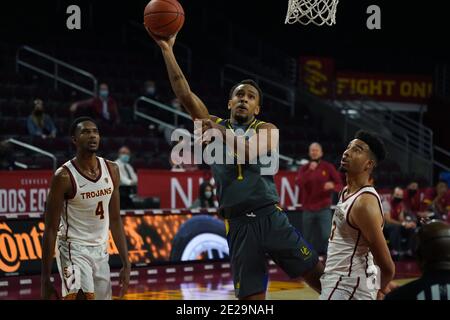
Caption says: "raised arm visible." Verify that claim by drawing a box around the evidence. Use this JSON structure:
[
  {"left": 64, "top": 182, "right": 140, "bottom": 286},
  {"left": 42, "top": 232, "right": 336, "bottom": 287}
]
[
  {"left": 147, "top": 30, "right": 211, "bottom": 121},
  {"left": 41, "top": 167, "right": 72, "bottom": 299},
  {"left": 349, "top": 194, "right": 395, "bottom": 297}
]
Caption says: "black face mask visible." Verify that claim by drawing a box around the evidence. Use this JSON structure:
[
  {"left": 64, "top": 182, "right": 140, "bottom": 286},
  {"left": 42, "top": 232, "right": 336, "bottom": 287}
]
[
  {"left": 393, "top": 197, "right": 402, "bottom": 204},
  {"left": 408, "top": 189, "right": 417, "bottom": 197}
]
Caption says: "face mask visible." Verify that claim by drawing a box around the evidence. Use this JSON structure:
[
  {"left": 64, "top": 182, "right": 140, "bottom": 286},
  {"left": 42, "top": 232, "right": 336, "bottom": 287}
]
[
  {"left": 99, "top": 90, "right": 109, "bottom": 98},
  {"left": 393, "top": 197, "right": 402, "bottom": 204},
  {"left": 146, "top": 87, "right": 155, "bottom": 95},
  {"left": 34, "top": 110, "right": 43, "bottom": 116},
  {"left": 119, "top": 154, "right": 130, "bottom": 163},
  {"left": 408, "top": 189, "right": 417, "bottom": 197},
  {"left": 204, "top": 191, "right": 212, "bottom": 199}
]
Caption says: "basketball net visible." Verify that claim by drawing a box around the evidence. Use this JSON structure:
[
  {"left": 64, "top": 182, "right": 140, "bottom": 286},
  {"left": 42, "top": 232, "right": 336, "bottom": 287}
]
[{"left": 285, "top": 0, "right": 339, "bottom": 26}]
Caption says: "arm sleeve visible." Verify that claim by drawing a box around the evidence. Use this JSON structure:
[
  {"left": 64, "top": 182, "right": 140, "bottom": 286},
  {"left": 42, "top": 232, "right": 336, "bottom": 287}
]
[
  {"left": 296, "top": 166, "right": 305, "bottom": 205},
  {"left": 128, "top": 165, "right": 138, "bottom": 186},
  {"left": 27, "top": 116, "right": 41, "bottom": 136},
  {"left": 45, "top": 115, "right": 57, "bottom": 135},
  {"left": 295, "top": 165, "right": 305, "bottom": 186},
  {"left": 119, "top": 167, "right": 132, "bottom": 186},
  {"left": 328, "top": 163, "right": 344, "bottom": 192}
]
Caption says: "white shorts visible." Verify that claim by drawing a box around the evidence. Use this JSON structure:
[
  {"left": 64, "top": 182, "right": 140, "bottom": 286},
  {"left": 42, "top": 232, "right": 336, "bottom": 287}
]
[
  {"left": 56, "top": 239, "right": 112, "bottom": 300},
  {"left": 319, "top": 273, "right": 377, "bottom": 300}
]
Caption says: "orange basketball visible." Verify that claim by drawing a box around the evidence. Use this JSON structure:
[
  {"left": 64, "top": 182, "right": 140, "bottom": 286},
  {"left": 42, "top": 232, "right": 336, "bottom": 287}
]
[{"left": 144, "top": 0, "right": 185, "bottom": 39}]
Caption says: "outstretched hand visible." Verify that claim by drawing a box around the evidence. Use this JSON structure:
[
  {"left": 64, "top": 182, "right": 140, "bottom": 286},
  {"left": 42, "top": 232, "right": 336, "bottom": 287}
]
[{"left": 144, "top": 25, "right": 177, "bottom": 51}]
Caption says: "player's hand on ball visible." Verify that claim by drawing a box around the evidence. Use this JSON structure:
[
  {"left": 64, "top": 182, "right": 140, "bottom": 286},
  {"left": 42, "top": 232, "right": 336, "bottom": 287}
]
[{"left": 144, "top": 26, "right": 177, "bottom": 50}]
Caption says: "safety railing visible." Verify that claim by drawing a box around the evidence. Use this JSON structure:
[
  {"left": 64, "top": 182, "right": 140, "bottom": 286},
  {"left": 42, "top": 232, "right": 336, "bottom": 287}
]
[
  {"left": 7, "top": 138, "right": 57, "bottom": 171},
  {"left": 332, "top": 99, "right": 433, "bottom": 160},
  {"left": 434, "top": 145, "right": 450, "bottom": 172},
  {"left": 362, "top": 99, "right": 433, "bottom": 159},
  {"left": 220, "top": 64, "right": 296, "bottom": 116},
  {"left": 16, "top": 45, "right": 97, "bottom": 97},
  {"left": 133, "top": 96, "right": 299, "bottom": 165}
]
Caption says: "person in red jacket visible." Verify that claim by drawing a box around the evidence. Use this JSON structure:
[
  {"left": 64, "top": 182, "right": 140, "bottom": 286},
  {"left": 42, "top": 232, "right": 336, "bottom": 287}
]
[
  {"left": 296, "top": 142, "right": 343, "bottom": 255},
  {"left": 70, "top": 83, "right": 120, "bottom": 124},
  {"left": 382, "top": 187, "right": 417, "bottom": 260},
  {"left": 403, "top": 181, "right": 427, "bottom": 219}
]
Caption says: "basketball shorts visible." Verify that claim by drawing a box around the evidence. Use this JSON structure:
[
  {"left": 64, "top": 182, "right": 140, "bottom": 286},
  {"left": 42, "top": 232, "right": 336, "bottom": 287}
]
[
  {"left": 226, "top": 206, "right": 319, "bottom": 298},
  {"left": 319, "top": 273, "right": 378, "bottom": 300},
  {"left": 56, "top": 239, "right": 112, "bottom": 300}
]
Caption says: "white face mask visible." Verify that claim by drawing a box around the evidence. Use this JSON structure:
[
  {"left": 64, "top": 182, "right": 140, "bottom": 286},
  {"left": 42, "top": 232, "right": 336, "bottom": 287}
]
[
  {"left": 204, "top": 191, "right": 212, "bottom": 199},
  {"left": 119, "top": 154, "right": 130, "bottom": 163},
  {"left": 146, "top": 87, "right": 155, "bottom": 95},
  {"left": 99, "top": 90, "right": 109, "bottom": 99}
]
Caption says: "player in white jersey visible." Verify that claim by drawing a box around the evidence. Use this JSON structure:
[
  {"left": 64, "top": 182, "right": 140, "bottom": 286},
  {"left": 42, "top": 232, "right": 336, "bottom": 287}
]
[
  {"left": 320, "top": 130, "right": 397, "bottom": 300},
  {"left": 41, "top": 117, "right": 130, "bottom": 300}
]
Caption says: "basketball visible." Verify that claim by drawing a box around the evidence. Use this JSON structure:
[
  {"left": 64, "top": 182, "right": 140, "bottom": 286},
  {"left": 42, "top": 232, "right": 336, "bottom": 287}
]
[{"left": 144, "top": 0, "right": 185, "bottom": 39}]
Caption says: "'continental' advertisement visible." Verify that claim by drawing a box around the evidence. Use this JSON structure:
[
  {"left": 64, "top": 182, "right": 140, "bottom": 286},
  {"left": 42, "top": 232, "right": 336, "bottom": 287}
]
[{"left": 0, "top": 213, "right": 228, "bottom": 276}]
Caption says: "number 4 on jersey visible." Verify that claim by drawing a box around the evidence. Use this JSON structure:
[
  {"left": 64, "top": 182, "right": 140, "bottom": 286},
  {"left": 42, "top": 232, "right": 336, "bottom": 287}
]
[{"left": 95, "top": 201, "right": 105, "bottom": 220}]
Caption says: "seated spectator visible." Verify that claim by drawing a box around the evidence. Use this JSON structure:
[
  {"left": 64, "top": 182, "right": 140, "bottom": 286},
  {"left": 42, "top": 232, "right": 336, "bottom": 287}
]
[
  {"left": 403, "top": 181, "right": 421, "bottom": 216},
  {"left": 27, "top": 98, "right": 57, "bottom": 139},
  {"left": 142, "top": 80, "right": 161, "bottom": 101},
  {"left": 403, "top": 181, "right": 425, "bottom": 218},
  {"left": 115, "top": 146, "right": 138, "bottom": 209},
  {"left": 382, "top": 187, "right": 417, "bottom": 260},
  {"left": 70, "top": 83, "right": 120, "bottom": 124},
  {"left": 422, "top": 181, "right": 450, "bottom": 221},
  {"left": 190, "top": 182, "right": 217, "bottom": 209},
  {"left": 439, "top": 172, "right": 450, "bottom": 188}
]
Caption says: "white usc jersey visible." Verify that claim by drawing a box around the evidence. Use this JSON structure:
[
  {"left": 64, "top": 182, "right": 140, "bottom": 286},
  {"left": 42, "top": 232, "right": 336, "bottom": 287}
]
[
  {"left": 57, "top": 157, "right": 114, "bottom": 246},
  {"left": 325, "top": 185, "right": 384, "bottom": 277}
]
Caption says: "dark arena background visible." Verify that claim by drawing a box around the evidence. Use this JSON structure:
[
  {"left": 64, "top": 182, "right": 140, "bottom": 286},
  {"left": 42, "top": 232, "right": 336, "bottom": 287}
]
[{"left": 0, "top": 0, "right": 449, "bottom": 306}]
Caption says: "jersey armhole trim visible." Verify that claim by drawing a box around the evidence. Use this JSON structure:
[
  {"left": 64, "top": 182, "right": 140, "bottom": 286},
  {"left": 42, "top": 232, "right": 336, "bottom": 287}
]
[
  {"left": 347, "top": 191, "right": 384, "bottom": 230},
  {"left": 62, "top": 165, "right": 77, "bottom": 200},
  {"left": 104, "top": 159, "right": 116, "bottom": 187},
  {"left": 254, "top": 120, "right": 266, "bottom": 130}
]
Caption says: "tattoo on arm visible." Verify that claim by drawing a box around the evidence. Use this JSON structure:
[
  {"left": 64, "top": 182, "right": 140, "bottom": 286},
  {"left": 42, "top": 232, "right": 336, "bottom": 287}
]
[{"left": 172, "top": 74, "right": 184, "bottom": 82}]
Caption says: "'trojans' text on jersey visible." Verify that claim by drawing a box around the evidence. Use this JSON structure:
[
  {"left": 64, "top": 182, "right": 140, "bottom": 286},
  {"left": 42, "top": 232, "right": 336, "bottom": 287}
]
[{"left": 80, "top": 187, "right": 112, "bottom": 200}]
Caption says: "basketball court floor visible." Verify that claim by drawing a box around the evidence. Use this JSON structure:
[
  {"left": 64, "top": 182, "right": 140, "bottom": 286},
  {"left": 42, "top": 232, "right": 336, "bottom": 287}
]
[{"left": 0, "top": 260, "right": 420, "bottom": 300}]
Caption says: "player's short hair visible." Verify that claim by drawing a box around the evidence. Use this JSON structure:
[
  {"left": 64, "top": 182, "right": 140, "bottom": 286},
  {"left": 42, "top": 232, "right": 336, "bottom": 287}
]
[
  {"left": 70, "top": 117, "right": 97, "bottom": 136},
  {"left": 229, "top": 79, "right": 263, "bottom": 106},
  {"left": 354, "top": 130, "right": 386, "bottom": 164}
]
